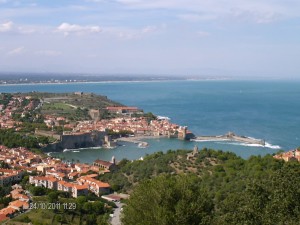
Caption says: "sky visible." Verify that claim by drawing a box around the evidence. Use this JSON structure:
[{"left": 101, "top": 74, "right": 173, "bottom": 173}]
[{"left": 0, "top": 0, "right": 300, "bottom": 77}]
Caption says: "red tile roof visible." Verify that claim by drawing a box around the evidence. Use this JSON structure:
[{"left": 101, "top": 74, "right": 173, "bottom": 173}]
[{"left": 0, "top": 214, "right": 8, "bottom": 222}]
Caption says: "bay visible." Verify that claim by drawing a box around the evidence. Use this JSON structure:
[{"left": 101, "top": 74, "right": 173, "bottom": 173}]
[{"left": 1, "top": 80, "right": 299, "bottom": 163}]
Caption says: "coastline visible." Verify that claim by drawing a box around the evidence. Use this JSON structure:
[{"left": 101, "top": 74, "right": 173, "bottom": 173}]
[
  {"left": 0, "top": 78, "right": 231, "bottom": 87},
  {"left": 0, "top": 80, "right": 185, "bottom": 87}
]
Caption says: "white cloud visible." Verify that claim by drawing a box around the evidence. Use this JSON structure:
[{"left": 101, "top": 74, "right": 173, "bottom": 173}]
[
  {"left": 7, "top": 46, "right": 25, "bottom": 55},
  {"left": 57, "top": 23, "right": 102, "bottom": 36},
  {"left": 141, "top": 26, "right": 157, "bottom": 34},
  {"left": 0, "top": 21, "right": 36, "bottom": 34},
  {"left": 103, "top": 25, "right": 161, "bottom": 40},
  {"left": 117, "top": 0, "right": 300, "bottom": 23},
  {"left": 0, "top": 21, "right": 13, "bottom": 32},
  {"left": 196, "top": 31, "right": 210, "bottom": 37},
  {"left": 178, "top": 14, "right": 217, "bottom": 22},
  {"left": 35, "top": 50, "right": 62, "bottom": 56}
]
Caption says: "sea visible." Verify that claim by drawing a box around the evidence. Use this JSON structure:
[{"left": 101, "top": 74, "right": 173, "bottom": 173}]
[{"left": 1, "top": 79, "right": 299, "bottom": 163}]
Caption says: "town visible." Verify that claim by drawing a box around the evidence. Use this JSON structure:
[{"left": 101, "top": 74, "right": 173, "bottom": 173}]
[
  {"left": 0, "top": 92, "right": 194, "bottom": 223},
  {"left": 0, "top": 143, "right": 129, "bottom": 223},
  {"left": 0, "top": 92, "right": 195, "bottom": 151}
]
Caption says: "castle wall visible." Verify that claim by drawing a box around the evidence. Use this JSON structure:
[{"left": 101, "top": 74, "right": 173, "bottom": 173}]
[{"left": 43, "top": 131, "right": 106, "bottom": 152}]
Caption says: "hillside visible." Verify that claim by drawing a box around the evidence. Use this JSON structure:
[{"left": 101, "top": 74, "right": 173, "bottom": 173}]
[
  {"left": 29, "top": 92, "right": 123, "bottom": 121},
  {"left": 100, "top": 148, "right": 300, "bottom": 225},
  {"left": 100, "top": 148, "right": 239, "bottom": 193}
]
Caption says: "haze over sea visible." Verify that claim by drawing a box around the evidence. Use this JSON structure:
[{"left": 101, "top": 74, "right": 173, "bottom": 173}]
[{"left": 1, "top": 79, "right": 299, "bottom": 163}]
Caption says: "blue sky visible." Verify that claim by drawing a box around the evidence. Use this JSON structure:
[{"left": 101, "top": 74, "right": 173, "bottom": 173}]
[{"left": 0, "top": 0, "right": 300, "bottom": 77}]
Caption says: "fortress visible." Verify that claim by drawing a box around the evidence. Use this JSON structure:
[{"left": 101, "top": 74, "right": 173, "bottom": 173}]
[{"left": 43, "top": 130, "right": 106, "bottom": 152}]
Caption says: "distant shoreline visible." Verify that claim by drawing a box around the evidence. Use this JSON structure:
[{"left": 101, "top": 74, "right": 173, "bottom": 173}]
[
  {"left": 0, "top": 78, "right": 230, "bottom": 87},
  {"left": 0, "top": 80, "right": 183, "bottom": 86}
]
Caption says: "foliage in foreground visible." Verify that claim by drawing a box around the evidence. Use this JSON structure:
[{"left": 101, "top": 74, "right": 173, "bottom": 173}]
[
  {"left": 122, "top": 174, "right": 213, "bottom": 225},
  {"left": 11, "top": 194, "right": 113, "bottom": 225},
  {"left": 121, "top": 149, "right": 300, "bottom": 225}
]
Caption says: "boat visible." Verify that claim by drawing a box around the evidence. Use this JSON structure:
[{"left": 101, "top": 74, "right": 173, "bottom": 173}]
[{"left": 138, "top": 142, "right": 149, "bottom": 148}]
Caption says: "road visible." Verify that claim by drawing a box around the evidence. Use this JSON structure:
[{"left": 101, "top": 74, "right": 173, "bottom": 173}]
[{"left": 110, "top": 202, "right": 123, "bottom": 225}]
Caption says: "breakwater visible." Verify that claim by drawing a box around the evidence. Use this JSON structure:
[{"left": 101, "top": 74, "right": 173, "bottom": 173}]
[{"left": 194, "top": 132, "right": 265, "bottom": 146}]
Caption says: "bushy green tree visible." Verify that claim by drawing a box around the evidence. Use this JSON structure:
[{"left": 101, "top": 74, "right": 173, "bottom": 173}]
[{"left": 122, "top": 174, "right": 213, "bottom": 225}]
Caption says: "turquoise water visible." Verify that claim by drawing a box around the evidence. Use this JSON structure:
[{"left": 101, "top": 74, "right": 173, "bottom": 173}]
[{"left": 1, "top": 80, "right": 299, "bottom": 163}]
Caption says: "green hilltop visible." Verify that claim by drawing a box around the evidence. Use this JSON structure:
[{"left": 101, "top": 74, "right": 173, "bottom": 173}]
[{"left": 100, "top": 148, "right": 300, "bottom": 225}]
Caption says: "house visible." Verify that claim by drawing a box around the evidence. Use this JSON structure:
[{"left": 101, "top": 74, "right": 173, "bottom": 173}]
[
  {"left": 72, "top": 185, "right": 88, "bottom": 198},
  {"left": 273, "top": 149, "right": 300, "bottom": 162},
  {"left": 74, "top": 163, "right": 91, "bottom": 172},
  {"left": 0, "top": 207, "right": 17, "bottom": 218},
  {"left": 0, "top": 214, "right": 8, "bottom": 223},
  {"left": 0, "top": 169, "right": 24, "bottom": 186},
  {"left": 90, "top": 180, "right": 111, "bottom": 196},
  {"left": 93, "top": 157, "right": 116, "bottom": 171},
  {"left": 29, "top": 176, "right": 58, "bottom": 190},
  {"left": 9, "top": 200, "right": 29, "bottom": 211},
  {"left": 13, "top": 194, "right": 30, "bottom": 202},
  {"left": 57, "top": 180, "right": 73, "bottom": 193},
  {"left": 68, "top": 172, "right": 79, "bottom": 180},
  {"left": 46, "top": 176, "right": 58, "bottom": 190},
  {"left": 46, "top": 171, "right": 66, "bottom": 180},
  {"left": 36, "top": 164, "right": 52, "bottom": 173},
  {"left": 29, "top": 176, "right": 47, "bottom": 188},
  {"left": 77, "top": 175, "right": 110, "bottom": 196},
  {"left": 10, "top": 188, "right": 29, "bottom": 202}
]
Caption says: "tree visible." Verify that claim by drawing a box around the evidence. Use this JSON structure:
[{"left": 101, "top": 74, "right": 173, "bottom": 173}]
[
  {"left": 93, "top": 201, "right": 105, "bottom": 214},
  {"left": 30, "top": 186, "right": 47, "bottom": 196},
  {"left": 86, "top": 214, "right": 97, "bottom": 225},
  {"left": 76, "top": 196, "right": 87, "bottom": 212},
  {"left": 83, "top": 202, "right": 93, "bottom": 213},
  {"left": 122, "top": 174, "right": 213, "bottom": 225},
  {"left": 48, "top": 191, "right": 59, "bottom": 203}
]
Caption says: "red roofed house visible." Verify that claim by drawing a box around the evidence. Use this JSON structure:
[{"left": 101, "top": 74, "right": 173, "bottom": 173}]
[
  {"left": 9, "top": 200, "right": 29, "bottom": 211},
  {"left": 58, "top": 180, "right": 73, "bottom": 193},
  {"left": 72, "top": 185, "right": 88, "bottom": 198},
  {"left": 0, "top": 214, "right": 8, "bottom": 223},
  {"left": 29, "top": 176, "right": 58, "bottom": 190},
  {"left": 78, "top": 176, "right": 110, "bottom": 196},
  {"left": 0, "top": 207, "right": 17, "bottom": 218},
  {"left": 93, "top": 156, "right": 116, "bottom": 171}
]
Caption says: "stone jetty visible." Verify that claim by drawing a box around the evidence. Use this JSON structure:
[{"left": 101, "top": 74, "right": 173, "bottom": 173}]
[{"left": 194, "top": 132, "right": 265, "bottom": 146}]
